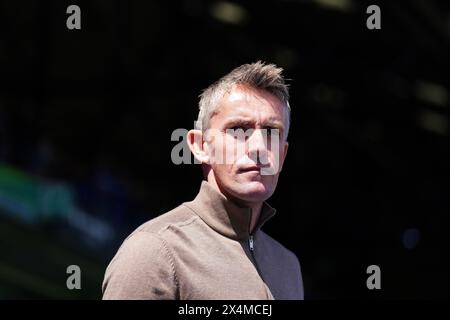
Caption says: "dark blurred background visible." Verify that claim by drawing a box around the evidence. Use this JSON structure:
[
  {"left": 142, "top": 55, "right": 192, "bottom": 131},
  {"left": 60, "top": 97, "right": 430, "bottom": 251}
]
[{"left": 0, "top": 0, "right": 449, "bottom": 299}]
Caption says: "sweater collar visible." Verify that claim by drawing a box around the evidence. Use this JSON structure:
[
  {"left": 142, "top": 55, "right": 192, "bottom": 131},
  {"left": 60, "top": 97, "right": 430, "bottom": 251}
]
[{"left": 184, "top": 180, "right": 276, "bottom": 240}]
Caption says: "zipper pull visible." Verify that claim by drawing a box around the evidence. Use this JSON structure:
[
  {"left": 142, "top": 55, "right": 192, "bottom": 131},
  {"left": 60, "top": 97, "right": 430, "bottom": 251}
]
[{"left": 249, "top": 235, "right": 254, "bottom": 251}]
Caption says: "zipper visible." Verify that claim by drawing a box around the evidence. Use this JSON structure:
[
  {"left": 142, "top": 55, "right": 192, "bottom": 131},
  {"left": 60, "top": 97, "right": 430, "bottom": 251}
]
[
  {"left": 247, "top": 234, "right": 270, "bottom": 299},
  {"left": 248, "top": 234, "right": 263, "bottom": 279}
]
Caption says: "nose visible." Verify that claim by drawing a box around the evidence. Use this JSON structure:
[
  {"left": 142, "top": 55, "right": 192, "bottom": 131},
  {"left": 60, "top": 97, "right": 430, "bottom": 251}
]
[{"left": 247, "top": 129, "right": 269, "bottom": 166}]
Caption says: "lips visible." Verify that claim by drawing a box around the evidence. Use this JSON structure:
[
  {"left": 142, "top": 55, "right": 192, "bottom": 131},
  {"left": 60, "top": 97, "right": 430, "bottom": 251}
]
[{"left": 239, "top": 166, "right": 261, "bottom": 173}]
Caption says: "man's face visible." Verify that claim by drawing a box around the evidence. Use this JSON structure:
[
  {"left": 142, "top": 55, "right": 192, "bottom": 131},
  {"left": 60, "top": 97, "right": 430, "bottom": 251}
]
[{"left": 205, "top": 85, "right": 289, "bottom": 205}]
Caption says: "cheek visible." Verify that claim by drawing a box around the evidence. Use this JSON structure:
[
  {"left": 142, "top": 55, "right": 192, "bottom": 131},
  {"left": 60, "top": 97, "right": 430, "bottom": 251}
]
[
  {"left": 223, "top": 137, "right": 247, "bottom": 163},
  {"left": 266, "top": 141, "right": 280, "bottom": 157},
  {"left": 264, "top": 141, "right": 286, "bottom": 175},
  {"left": 206, "top": 139, "right": 223, "bottom": 164}
]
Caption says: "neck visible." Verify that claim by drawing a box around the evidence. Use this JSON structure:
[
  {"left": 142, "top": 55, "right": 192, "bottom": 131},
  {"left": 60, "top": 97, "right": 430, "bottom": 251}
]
[
  {"left": 249, "top": 203, "right": 263, "bottom": 234},
  {"left": 206, "top": 173, "right": 263, "bottom": 234}
]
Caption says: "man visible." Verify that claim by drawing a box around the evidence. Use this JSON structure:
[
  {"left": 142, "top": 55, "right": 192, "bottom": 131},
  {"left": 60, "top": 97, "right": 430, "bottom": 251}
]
[{"left": 102, "top": 61, "right": 304, "bottom": 299}]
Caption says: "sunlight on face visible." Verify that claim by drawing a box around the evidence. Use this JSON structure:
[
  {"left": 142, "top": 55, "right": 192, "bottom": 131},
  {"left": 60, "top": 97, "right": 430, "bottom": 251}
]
[{"left": 206, "top": 85, "right": 289, "bottom": 204}]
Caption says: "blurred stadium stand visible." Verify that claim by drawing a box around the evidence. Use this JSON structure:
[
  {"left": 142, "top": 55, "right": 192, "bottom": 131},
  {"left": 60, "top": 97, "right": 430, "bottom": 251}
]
[{"left": 0, "top": 0, "right": 449, "bottom": 298}]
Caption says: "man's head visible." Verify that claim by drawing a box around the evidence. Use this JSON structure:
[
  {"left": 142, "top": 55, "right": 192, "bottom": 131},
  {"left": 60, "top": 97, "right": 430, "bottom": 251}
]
[{"left": 187, "top": 61, "right": 291, "bottom": 206}]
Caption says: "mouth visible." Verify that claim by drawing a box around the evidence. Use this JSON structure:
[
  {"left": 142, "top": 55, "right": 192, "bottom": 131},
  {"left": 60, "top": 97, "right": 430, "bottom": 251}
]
[{"left": 238, "top": 166, "right": 261, "bottom": 173}]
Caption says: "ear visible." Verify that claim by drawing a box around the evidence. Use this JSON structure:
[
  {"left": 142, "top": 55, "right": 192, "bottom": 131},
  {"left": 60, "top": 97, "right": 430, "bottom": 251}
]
[{"left": 187, "top": 129, "right": 210, "bottom": 164}]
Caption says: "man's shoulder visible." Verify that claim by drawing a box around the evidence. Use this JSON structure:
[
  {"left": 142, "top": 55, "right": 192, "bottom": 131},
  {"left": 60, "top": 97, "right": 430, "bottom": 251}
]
[
  {"left": 102, "top": 205, "right": 194, "bottom": 299},
  {"left": 130, "top": 203, "right": 199, "bottom": 239},
  {"left": 108, "top": 203, "right": 199, "bottom": 264}
]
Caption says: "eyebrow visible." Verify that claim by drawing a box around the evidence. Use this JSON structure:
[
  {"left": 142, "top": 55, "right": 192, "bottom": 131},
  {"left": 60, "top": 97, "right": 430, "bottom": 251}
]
[
  {"left": 223, "top": 118, "right": 285, "bottom": 131},
  {"left": 223, "top": 119, "right": 254, "bottom": 128},
  {"left": 262, "top": 121, "right": 284, "bottom": 130}
]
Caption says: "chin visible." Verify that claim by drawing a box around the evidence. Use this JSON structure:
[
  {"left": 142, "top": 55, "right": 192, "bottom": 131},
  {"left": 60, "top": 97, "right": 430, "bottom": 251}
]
[{"left": 234, "top": 181, "right": 274, "bottom": 203}]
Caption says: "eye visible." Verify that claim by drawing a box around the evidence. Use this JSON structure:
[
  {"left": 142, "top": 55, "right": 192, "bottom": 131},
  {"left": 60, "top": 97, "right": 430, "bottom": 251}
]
[
  {"left": 264, "top": 127, "right": 279, "bottom": 136},
  {"left": 226, "top": 126, "right": 249, "bottom": 140},
  {"left": 226, "top": 125, "right": 247, "bottom": 135}
]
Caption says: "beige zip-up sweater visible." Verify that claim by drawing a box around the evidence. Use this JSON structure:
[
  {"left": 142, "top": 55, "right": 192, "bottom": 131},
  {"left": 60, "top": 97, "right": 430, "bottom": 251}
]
[{"left": 102, "top": 181, "right": 304, "bottom": 300}]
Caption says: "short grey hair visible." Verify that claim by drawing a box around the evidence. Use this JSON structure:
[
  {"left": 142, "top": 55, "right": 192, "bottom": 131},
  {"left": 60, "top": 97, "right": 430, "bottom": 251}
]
[{"left": 195, "top": 61, "right": 291, "bottom": 139}]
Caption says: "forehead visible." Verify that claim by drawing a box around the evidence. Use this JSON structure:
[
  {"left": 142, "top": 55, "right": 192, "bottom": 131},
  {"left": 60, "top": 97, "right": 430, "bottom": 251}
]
[{"left": 212, "top": 85, "right": 286, "bottom": 123}]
